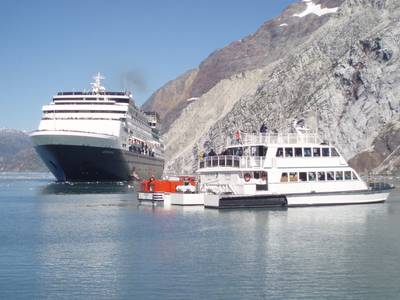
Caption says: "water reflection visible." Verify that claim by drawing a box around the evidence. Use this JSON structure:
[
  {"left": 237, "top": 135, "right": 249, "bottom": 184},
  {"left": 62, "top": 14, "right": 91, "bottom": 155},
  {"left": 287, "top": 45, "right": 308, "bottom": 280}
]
[
  {"left": 40, "top": 181, "right": 137, "bottom": 195},
  {"left": 1, "top": 176, "right": 399, "bottom": 299}
]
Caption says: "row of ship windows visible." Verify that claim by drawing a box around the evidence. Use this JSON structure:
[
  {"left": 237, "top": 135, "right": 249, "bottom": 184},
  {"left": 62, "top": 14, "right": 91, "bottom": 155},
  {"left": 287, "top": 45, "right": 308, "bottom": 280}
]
[
  {"left": 57, "top": 92, "right": 126, "bottom": 96},
  {"left": 280, "top": 171, "right": 358, "bottom": 182},
  {"left": 54, "top": 102, "right": 116, "bottom": 105},
  {"left": 43, "top": 110, "right": 126, "bottom": 114},
  {"left": 53, "top": 98, "right": 130, "bottom": 103},
  {"left": 276, "top": 147, "right": 339, "bottom": 158},
  {"left": 41, "top": 117, "right": 125, "bottom": 121},
  {"left": 127, "top": 116, "right": 151, "bottom": 132}
]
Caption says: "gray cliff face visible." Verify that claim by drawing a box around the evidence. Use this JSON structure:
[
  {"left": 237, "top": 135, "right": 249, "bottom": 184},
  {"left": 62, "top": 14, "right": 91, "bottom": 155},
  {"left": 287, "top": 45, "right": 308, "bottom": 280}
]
[
  {"left": 164, "top": 0, "right": 400, "bottom": 175},
  {"left": 143, "top": 0, "right": 344, "bottom": 132},
  {"left": 141, "top": 69, "right": 198, "bottom": 132},
  {"left": 349, "top": 121, "right": 400, "bottom": 174},
  {"left": 189, "top": 0, "right": 345, "bottom": 98}
]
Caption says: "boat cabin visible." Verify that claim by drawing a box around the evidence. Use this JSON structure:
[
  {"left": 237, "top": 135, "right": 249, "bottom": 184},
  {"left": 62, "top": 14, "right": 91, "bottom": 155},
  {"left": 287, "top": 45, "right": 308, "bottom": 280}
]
[{"left": 197, "top": 131, "right": 367, "bottom": 196}]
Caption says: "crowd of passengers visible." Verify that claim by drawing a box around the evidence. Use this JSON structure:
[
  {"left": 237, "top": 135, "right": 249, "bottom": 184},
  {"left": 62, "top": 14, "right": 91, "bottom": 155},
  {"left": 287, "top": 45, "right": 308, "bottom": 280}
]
[
  {"left": 200, "top": 145, "right": 338, "bottom": 160},
  {"left": 200, "top": 123, "right": 338, "bottom": 160},
  {"left": 128, "top": 139, "right": 155, "bottom": 157},
  {"left": 199, "top": 147, "right": 251, "bottom": 160}
]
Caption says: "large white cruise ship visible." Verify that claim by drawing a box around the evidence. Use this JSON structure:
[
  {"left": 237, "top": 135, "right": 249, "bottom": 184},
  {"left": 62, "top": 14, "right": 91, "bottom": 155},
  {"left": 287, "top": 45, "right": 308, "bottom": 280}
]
[{"left": 30, "top": 73, "right": 164, "bottom": 182}]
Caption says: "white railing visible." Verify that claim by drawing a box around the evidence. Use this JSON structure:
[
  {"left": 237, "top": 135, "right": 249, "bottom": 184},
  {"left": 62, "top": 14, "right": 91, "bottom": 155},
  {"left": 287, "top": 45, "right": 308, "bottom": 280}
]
[
  {"left": 239, "top": 156, "right": 265, "bottom": 168},
  {"left": 31, "top": 129, "right": 118, "bottom": 137},
  {"left": 227, "top": 132, "right": 320, "bottom": 146}
]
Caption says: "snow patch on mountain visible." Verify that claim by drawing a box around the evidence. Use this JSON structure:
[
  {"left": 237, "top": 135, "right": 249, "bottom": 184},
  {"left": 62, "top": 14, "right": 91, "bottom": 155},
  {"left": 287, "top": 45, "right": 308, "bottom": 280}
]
[{"left": 293, "top": 0, "right": 338, "bottom": 17}]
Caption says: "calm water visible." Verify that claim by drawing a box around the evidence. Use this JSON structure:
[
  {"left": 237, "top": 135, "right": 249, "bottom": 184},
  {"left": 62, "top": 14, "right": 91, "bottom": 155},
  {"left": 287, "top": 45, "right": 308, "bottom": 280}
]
[{"left": 0, "top": 173, "right": 400, "bottom": 300}]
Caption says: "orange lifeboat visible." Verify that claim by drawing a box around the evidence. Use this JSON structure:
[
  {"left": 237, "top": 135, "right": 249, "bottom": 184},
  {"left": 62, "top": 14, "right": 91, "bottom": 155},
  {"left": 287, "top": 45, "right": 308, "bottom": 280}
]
[{"left": 141, "top": 176, "right": 197, "bottom": 193}]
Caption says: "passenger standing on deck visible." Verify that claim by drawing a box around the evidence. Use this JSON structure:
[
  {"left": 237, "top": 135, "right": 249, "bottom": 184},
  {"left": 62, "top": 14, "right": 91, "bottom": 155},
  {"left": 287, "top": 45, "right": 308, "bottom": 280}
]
[
  {"left": 260, "top": 123, "right": 268, "bottom": 134},
  {"left": 208, "top": 149, "right": 216, "bottom": 156},
  {"left": 199, "top": 151, "right": 205, "bottom": 161},
  {"left": 235, "top": 130, "right": 242, "bottom": 145}
]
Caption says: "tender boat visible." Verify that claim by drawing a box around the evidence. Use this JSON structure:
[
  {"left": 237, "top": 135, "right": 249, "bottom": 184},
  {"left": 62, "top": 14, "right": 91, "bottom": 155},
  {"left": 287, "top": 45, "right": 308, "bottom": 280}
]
[{"left": 198, "top": 123, "right": 394, "bottom": 208}]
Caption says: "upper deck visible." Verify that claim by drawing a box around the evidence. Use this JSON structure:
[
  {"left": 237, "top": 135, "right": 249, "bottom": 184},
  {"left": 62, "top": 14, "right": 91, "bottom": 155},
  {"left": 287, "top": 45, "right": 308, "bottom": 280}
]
[
  {"left": 227, "top": 131, "right": 321, "bottom": 147},
  {"left": 57, "top": 91, "right": 127, "bottom": 96},
  {"left": 199, "top": 130, "right": 347, "bottom": 171}
]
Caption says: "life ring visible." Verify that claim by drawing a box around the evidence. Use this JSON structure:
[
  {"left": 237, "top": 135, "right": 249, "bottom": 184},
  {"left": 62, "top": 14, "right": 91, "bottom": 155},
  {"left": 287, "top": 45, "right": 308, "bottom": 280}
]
[{"left": 244, "top": 173, "right": 251, "bottom": 182}]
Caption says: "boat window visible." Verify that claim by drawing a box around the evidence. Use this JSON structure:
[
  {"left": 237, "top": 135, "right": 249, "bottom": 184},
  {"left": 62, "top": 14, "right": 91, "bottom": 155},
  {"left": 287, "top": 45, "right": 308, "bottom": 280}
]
[
  {"left": 257, "top": 146, "right": 268, "bottom": 156},
  {"left": 304, "top": 148, "right": 312, "bottom": 157},
  {"left": 276, "top": 148, "right": 283, "bottom": 157},
  {"left": 331, "top": 148, "right": 340, "bottom": 157},
  {"left": 254, "top": 172, "right": 260, "bottom": 179},
  {"left": 261, "top": 172, "right": 268, "bottom": 181},
  {"left": 352, "top": 172, "right": 358, "bottom": 180},
  {"left": 225, "top": 148, "right": 233, "bottom": 155},
  {"left": 308, "top": 172, "right": 316, "bottom": 181},
  {"left": 335, "top": 171, "right": 343, "bottom": 180},
  {"left": 251, "top": 147, "right": 257, "bottom": 156},
  {"left": 231, "top": 147, "right": 243, "bottom": 156},
  {"left": 280, "top": 172, "right": 288, "bottom": 182},
  {"left": 313, "top": 148, "right": 321, "bottom": 157},
  {"left": 322, "top": 148, "right": 330, "bottom": 157},
  {"left": 289, "top": 172, "right": 298, "bottom": 182},
  {"left": 285, "top": 148, "right": 293, "bottom": 157},
  {"left": 299, "top": 172, "right": 307, "bottom": 181},
  {"left": 327, "top": 171, "right": 334, "bottom": 180},
  {"left": 295, "top": 147, "right": 302, "bottom": 157},
  {"left": 318, "top": 172, "right": 326, "bottom": 181},
  {"left": 344, "top": 171, "right": 352, "bottom": 180}
]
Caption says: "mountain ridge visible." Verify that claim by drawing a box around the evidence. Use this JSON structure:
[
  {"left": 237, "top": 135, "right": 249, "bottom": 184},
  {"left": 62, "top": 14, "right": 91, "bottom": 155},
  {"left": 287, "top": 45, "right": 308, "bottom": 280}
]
[
  {"left": 0, "top": 129, "right": 46, "bottom": 172},
  {"left": 143, "top": 0, "right": 345, "bottom": 132},
  {"left": 146, "top": 0, "right": 399, "bottom": 175}
]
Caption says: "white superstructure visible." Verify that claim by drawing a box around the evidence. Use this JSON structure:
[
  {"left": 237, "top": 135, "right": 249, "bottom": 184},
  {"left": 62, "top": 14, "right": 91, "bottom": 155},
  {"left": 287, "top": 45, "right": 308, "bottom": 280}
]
[{"left": 30, "top": 73, "right": 164, "bottom": 181}]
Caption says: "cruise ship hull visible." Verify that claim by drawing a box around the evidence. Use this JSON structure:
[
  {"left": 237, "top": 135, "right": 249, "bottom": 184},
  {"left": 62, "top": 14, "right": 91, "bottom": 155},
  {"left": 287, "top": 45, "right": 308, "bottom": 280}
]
[{"left": 34, "top": 144, "right": 164, "bottom": 182}]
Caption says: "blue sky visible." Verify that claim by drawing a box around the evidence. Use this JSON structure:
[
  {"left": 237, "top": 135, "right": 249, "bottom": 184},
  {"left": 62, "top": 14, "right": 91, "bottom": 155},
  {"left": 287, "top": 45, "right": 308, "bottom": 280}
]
[{"left": 0, "top": 0, "right": 295, "bottom": 130}]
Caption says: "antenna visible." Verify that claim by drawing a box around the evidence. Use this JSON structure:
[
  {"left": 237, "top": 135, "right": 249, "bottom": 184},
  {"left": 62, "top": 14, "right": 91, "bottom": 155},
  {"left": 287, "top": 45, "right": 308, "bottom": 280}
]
[
  {"left": 90, "top": 72, "right": 106, "bottom": 94},
  {"left": 316, "top": 105, "right": 319, "bottom": 136}
]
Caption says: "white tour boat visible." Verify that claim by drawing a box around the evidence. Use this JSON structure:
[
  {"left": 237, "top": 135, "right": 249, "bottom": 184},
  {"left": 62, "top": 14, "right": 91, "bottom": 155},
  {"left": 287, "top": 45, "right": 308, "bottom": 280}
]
[{"left": 198, "top": 123, "right": 393, "bottom": 208}]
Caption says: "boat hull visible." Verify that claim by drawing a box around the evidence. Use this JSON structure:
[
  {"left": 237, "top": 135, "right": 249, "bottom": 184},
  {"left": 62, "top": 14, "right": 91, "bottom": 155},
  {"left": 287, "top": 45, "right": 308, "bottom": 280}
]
[
  {"left": 286, "top": 189, "right": 390, "bottom": 206},
  {"left": 204, "top": 188, "right": 392, "bottom": 208},
  {"left": 34, "top": 144, "right": 164, "bottom": 182}
]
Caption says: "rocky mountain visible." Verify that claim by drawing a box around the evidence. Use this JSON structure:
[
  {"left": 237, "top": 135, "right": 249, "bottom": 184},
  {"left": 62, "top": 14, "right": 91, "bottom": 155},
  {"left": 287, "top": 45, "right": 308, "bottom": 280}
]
[
  {"left": 0, "top": 129, "right": 46, "bottom": 172},
  {"left": 349, "top": 121, "right": 400, "bottom": 174},
  {"left": 143, "top": 0, "right": 345, "bottom": 132},
  {"left": 143, "top": 0, "right": 400, "bottom": 175}
]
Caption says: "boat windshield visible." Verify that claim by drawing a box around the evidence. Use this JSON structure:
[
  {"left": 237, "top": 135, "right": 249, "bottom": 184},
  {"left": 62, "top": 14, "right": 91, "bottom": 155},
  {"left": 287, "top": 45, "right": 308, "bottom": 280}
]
[{"left": 225, "top": 146, "right": 267, "bottom": 157}]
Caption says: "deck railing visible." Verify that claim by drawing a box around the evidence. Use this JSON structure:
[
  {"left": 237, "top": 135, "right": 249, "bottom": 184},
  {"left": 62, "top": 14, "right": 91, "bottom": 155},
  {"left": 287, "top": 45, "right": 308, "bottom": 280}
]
[{"left": 228, "top": 132, "right": 320, "bottom": 146}]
